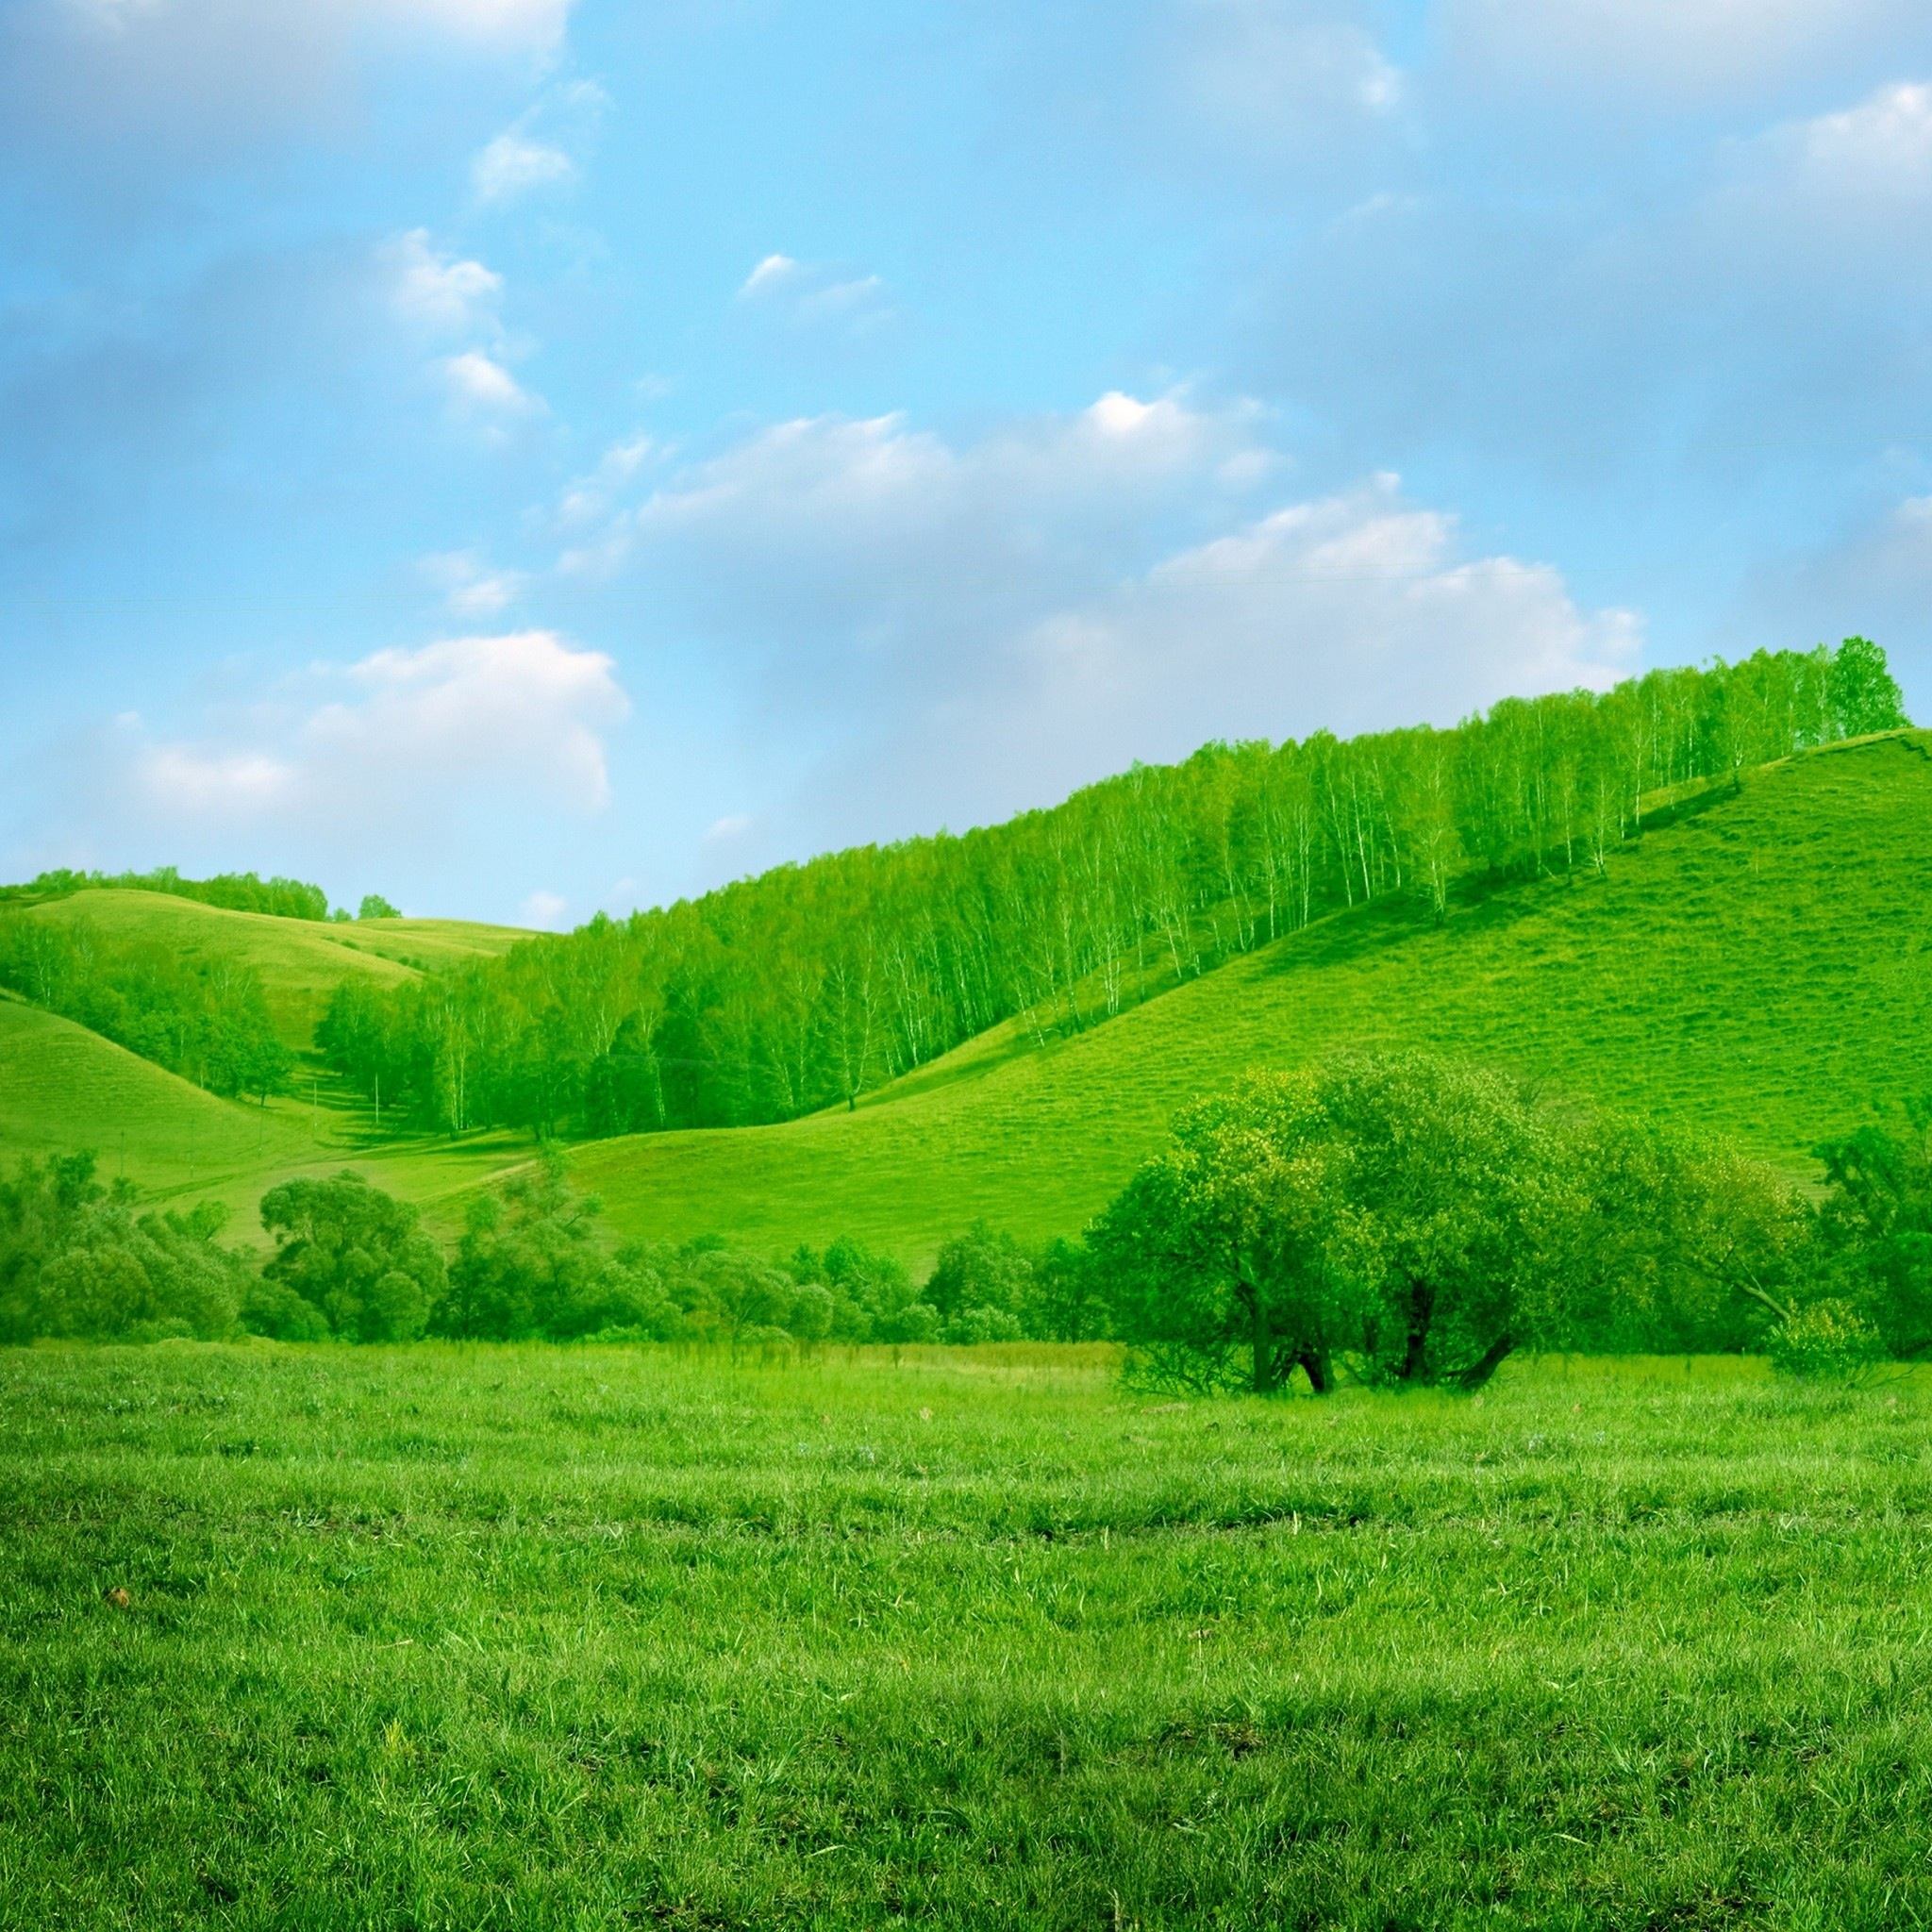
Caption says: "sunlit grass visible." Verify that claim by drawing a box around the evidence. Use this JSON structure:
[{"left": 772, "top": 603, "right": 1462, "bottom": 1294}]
[{"left": 6, "top": 1343, "right": 1932, "bottom": 1926}]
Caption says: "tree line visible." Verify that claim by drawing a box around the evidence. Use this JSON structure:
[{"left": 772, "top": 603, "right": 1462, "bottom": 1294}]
[
  {"left": 6, "top": 1053, "right": 1926, "bottom": 1382},
  {"left": 0, "top": 915, "right": 291, "bottom": 1101},
  {"left": 1, "top": 865, "right": 335, "bottom": 921},
  {"left": 0, "top": 865, "right": 406, "bottom": 926},
  {"left": 315, "top": 640, "right": 1910, "bottom": 1141}
]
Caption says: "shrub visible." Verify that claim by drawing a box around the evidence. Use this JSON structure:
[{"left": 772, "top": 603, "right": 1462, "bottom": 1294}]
[
  {"left": 437, "top": 1153, "right": 676, "bottom": 1341},
  {"left": 1767, "top": 1299, "right": 1886, "bottom": 1382},
  {"left": 0, "top": 1155, "right": 252, "bottom": 1342},
  {"left": 258, "top": 1173, "right": 446, "bottom": 1341}
]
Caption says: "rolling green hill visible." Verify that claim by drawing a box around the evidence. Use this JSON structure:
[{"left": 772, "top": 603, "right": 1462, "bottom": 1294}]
[
  {"left": 0, "top": 992, "right": 314, "bottom": 1191},
  {"left": 19, "top": 891, "right": 526, "bottom": 1051},
  {"left": 6, "top": 732, "right": 1928, "bottom": 1268},
  {"left": 568, "top": 731, "right": 1932, "bottom": 1265}
]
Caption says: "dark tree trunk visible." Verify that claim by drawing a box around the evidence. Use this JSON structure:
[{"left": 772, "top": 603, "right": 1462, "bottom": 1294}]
[
  {"left": 1250, "top": 1286, "right": 1275, "bottom": 1393},
  {"left": 1452, "top": 1333, "right": 1515, "bottom": 1390},
  {"left": 1295, "top": 1346, "right": 1332, "bottom": 1394},
  {"left": 1399, "top": 1280, "right": 1435, "bottom": 1382}
]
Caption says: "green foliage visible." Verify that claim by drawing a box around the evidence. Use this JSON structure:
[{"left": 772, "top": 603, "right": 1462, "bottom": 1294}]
[
  {"left": 1091, "top": 1053, "right": 1559, "bottom": 1393},
  {"left": 357, "top": 894, "right": 401, "bottom": 921},
  {"left": 319, "top": 643, "right": 1908, "bottom": 1141},
  {"left": 788, "top": 1236, "right": 938, "bottom": 1342},
  {"left": 0, "top": 913, "right": 292, "bottom": 1099},
  {"left": 1827, "top": 636, "right": 1910, "bottom": 739},
  {"left": 0, "top": 1153, "right": 252, "bottom": 1342},
  {"left": 13, "top": 1346, "right": 1932, "bottom": 1927},
  {"left": 924, "top": 1221, "right": 1032, "bottom": 1341},
  {"left": 1541, "top": 1123, "right": 1816, "bottom": 1357},
  {"left": 1766, "top": 1299, "right": 1887, "bottom": 1382},
  {"left": 258, "top": 1173, "right": 446, "bottom": 1341},
  {"left": 1091, "top": 1054, "right": 1816, "bottom": 1394},
  {"left": 1, "top": 865, "right": 329, "bottom": 921},
  {"left": 435, "top": 1151, "right": 677, "bottom": 1341},
  {"left": 1812, "top": 1099, "right": 1932, "bottom": 1357}
]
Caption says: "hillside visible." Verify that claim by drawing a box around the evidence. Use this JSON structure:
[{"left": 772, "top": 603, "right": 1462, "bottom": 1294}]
[
  {"left": 19, "top": 891, "right": 526, "bottom": 1052},
  {"left": 568, "top": 731, "right": 1932, "bottom": 1264},
  {"left": 0, "top": 992, "right": 315, "bottom": 1192}
]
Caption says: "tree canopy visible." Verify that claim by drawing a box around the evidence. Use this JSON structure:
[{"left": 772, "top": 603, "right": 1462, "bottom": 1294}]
[
  {"left": 258, "top": 1173, "right": 447, "bottom": 1342},
  {"left": 1088, "top": 1053, "right": 1818, "bottom": 1393}
]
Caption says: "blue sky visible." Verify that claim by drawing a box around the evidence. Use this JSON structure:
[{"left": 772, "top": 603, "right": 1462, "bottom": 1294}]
[{"left": 6, "top": 0, "right": 1932, "bottom": 924}]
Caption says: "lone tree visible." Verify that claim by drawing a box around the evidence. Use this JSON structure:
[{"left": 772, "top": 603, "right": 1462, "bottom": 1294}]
[{"left": 1090, "top": 1051, "right": 1565, "bottom": 1393}]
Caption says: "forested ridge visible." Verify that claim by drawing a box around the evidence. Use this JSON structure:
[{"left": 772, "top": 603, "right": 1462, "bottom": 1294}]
[
  {"left": 0, "top": 915, "right": 291, "bottom": 1101},
  {"left": 0, "top": 865, "right": 336, "bottom": 922},
  {"left": 312, "top": 640, "right": 1910, "bottom": 1142}
]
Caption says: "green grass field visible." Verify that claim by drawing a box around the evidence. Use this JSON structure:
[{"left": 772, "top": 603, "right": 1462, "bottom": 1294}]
[
  {"left": 572, "top": 732, "right": 1932, "bottom": 1265},
  {"left": 4, "top": 1342, "right": 1930, "bottom": 1928}
]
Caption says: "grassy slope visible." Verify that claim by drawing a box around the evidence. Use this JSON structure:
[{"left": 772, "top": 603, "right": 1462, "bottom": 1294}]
[
  {"left": 0, "top": 898, "right": 534, "bottom": 1238},
  {"left": 574, "top": 731, "right": 1932, "bottom": 1264},
  {"left": 22, "top": 891, "right": 526, "bottom": 1051},
  {"left": 0, "top": 992, "right": 314, "bottom": 1191},
  {"left": 5, "top": 1344, "right": 1931, "bottom": 1928}
]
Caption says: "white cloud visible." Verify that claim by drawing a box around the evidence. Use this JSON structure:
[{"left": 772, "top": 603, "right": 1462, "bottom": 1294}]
[
  {"left": 69, "top": 0, "right": 574, "bottom": 48},
  {"left": 130, "top": 631, "right": 629, "bottom": 832},
  {"left": 4, "top": 0, "right": 578, "bottom": 164},
  {"left": 473, "top": 131, "right": 574, "bottom": 201},
  {"left": 1441, "top": 0, "right": 1925, "bottom": 105},
  {"left": 740, "top": 254, "right": 799, "bottom": 297},
  {"left": 735, "top": 254, "right": 896, "bottom": 334},
  {"left": 470, "top": 80, "right": 604, "bottom": 203},
  {"left": 421, "top": 548, "right": 527, "bottom": 616},
  {"left": 443, "top": 349, "right": 533, "bottom": 414},
  {"left": 520, "top": 888, "right": 568, "bottom": 927},
  {"left": 1757, "top": 79, "right": 1932, "bottom": 197},
  {"left": 390, "top": 229, "right": 503, "bottom": 335},
  {"left": 1173, "top": 1, "right": 1402, "bottom": 139},
  {"left": 583, "top": 396, "right": 1637, "bottom": 845}
]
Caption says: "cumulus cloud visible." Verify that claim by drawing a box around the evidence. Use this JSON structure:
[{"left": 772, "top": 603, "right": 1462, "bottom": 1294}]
[
  {"left": 577, "top": 395, "right": 1636, "bottom": 847},
  {"left": 127, "top": 631, "right": 628, "bottom": 837},
  {"left": 389, "top": 229, "right": 504, "bottom": 335}
]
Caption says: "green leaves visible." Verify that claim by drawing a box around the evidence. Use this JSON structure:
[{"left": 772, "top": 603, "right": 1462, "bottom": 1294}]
[
  {"left": 1091, "top": 1053, "right": 1820, "bottom": 1393},
  {"left": 258, "top": 1173, "right": 446, "bottom": 1342}
]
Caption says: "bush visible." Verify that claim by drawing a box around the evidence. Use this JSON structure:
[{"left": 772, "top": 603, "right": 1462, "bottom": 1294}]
[
  {"left": 437, "top": 1153, "right": 676, "bottom": 1341},
  {"left": 240, "top": 1279, "right": 333, "bottom": 1342},
  {"left": 0, "top": 1155, "right": 253, "bottom": 1342},
  {"left": 259, "top": 1173, "right": 446, "bottom": 1341},
  {"left": 1767, "top": 1300, "right": 1886, "bottom": 1382}
]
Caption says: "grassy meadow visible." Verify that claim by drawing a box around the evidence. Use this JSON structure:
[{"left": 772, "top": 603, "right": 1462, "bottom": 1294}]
[
  {"left": 4, "top": 1342, "right": 1931, "bottom": 1928},
  {"left": 573, "top": 732, "right": 1932, "bottom": 1265}
]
